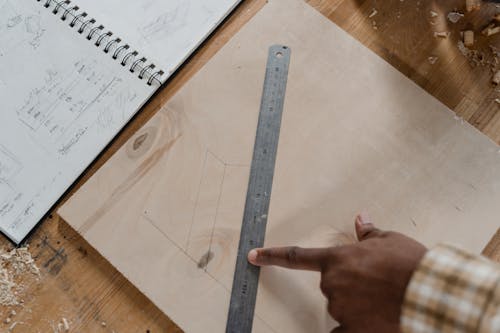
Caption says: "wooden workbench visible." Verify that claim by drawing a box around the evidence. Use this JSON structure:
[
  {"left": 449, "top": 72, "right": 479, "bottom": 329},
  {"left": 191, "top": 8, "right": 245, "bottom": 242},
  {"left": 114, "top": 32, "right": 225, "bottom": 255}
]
[{"left": 2, "top": 1, "right": 499, "bottom": 332}]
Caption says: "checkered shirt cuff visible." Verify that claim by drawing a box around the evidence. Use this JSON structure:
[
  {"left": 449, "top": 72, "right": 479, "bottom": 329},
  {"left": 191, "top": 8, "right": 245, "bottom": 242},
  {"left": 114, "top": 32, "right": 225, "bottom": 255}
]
[{"left": 401, "top": 244, "right": 500, "bottom": 333}]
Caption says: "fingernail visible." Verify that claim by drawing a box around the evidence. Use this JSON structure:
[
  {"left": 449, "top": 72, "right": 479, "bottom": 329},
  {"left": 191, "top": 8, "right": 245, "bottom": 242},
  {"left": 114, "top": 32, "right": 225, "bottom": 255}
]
[
  {"left": 248, "top": 249, "right": 259, "bottom": 264},
  {"left": 358, "top": 212, "right": 372, "bottom": 225}
]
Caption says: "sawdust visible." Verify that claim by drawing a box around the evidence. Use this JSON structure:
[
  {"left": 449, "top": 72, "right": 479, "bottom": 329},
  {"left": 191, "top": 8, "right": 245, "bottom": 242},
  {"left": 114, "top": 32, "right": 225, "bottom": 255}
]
[
  {"left": 428, "top": 56, "right": 439, "bottom": 64},
  {"left": 447, "top": 11, "right": 464, "bottom": 23},
  {"left": 457, "top": 41, "right": 489, "bottom": 67},
  {"left": 7, "top": 321, "right": 19, "bottom": 332},
  {"left": 49, "top": 317, "right": 71, "bottom": 333},
  {"left": 0, "top": 246, "right": 40, "bottom": 306},
  {"left": 447, "top": 3, "right": 500, "bottom": 87},
  {"left": 368, "top": 8, "right": 378, "bottom": 18},
  {"left": 62, "top": 317, "right": 70, "bottom": 332},
  {"left": 434, "top": 31, "right": 450, "bottom": 38}
]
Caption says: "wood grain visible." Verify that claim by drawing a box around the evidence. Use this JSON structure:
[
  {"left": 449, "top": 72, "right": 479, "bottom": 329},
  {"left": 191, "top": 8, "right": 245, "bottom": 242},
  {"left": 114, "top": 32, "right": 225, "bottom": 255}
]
[
  {"left": 311, "top": 0, "right": 500, "bottom": 143},
  {"left": 0, "top": 1, "right": 266, "bottom": 332},
  {"left": 60, "top": 0, "right": 500, "bottom": 332},
  {"left": 0, "top": 1, "right": 498, "bottom": 332}
]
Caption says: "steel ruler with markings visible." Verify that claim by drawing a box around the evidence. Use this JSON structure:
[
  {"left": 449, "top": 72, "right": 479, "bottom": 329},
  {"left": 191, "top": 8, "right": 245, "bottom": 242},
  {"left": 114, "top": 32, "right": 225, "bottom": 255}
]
[{"left": 226, "top": 44, "right": 291, "bottom": 333}]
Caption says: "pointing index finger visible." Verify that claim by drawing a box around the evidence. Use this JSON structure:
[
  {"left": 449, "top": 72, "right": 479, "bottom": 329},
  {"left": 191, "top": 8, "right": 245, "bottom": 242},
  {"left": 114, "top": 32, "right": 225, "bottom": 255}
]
[{"left": 248, "top": 246, "right": 330, "bottom": 271}]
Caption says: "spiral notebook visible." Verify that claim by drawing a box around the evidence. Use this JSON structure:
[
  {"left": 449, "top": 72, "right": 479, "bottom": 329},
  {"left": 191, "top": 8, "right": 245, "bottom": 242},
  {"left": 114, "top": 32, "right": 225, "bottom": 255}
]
[{"left": 0, "top": 0, "right": 240, "bottom": 243}]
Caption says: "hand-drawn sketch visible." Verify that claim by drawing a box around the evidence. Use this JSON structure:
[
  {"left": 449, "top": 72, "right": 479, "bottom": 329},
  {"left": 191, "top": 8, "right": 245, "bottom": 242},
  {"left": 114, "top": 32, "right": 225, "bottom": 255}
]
[
  {"left": 0, "top": 145, "right": 22, "bottom": 181},
  {"left": 0, "top": 1, "right": 46, "bottom": 53},
  {"left": 73, "top": 0, "right": 240, "bottom": 82},
  {"left": 0, "top": 145, "right": 22, "bottom": 217},
  {"left": 15, "top": 59, "right": 127, "bottom": 157},
  {"left": 0, "top": 182, "right": 16, "bottom": 214},
  {"left": 0, "top": 0, "right": 155, "bottom": 243},
  {"left": 0, "top": 1, "right": 21, "bottom": 51},
  {"left": 6, "top": 14, "right": 21, "bottom": 28},
  {"left": 17, "top": 59, "right": 106, "bottom": 131},
  {"left": 139, "top": 3, "right": 189, "bottom": 42},
  {"left": 24, "top": 14, "right": 45, "bottom": 49},
  {"left": 97, "top": 88, "right": 138, "bottom": 130}
]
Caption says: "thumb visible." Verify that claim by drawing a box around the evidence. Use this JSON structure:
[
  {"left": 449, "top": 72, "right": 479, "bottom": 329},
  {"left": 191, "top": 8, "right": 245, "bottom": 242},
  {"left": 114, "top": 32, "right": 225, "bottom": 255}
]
[{"left": 355, "top": 213, "right": 384, "bottom": 241}]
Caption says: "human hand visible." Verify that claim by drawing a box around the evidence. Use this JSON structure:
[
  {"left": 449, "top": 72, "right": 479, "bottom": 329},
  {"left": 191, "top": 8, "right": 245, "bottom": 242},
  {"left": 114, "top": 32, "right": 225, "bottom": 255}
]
[{"left": 248, "top": 214, "right": 427, "bottom": 333}]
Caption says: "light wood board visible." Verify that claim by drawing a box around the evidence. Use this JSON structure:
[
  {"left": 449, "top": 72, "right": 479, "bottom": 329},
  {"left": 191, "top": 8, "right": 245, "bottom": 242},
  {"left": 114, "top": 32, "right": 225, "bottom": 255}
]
[{"left": 59, "top": 0, "right": 500, "bottom": 332}]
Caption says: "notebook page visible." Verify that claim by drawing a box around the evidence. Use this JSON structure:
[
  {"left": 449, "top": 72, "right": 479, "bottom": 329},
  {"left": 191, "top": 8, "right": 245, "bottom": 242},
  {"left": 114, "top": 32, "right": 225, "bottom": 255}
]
[
  {"left": 0, "top": 0, "right": 156, "bottom": 243},
  {"left": 77, "top": 0, "right": 241, "bottom": 82}
]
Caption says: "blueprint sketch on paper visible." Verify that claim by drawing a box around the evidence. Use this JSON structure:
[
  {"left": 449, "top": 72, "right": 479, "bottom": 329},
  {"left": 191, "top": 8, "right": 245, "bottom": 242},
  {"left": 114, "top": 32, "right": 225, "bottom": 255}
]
[{"left": 0, "top": 0, "right": 154, "bottom": 242}]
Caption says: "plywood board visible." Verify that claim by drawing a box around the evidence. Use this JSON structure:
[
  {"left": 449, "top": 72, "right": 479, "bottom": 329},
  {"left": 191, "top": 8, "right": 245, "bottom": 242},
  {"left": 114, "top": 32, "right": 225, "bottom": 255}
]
[{"left": 59, "top": 0, "right": 500, "bottom": 332}]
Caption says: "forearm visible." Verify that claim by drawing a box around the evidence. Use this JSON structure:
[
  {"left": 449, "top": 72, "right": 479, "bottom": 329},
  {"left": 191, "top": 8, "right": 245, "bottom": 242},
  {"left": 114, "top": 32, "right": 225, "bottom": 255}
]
[{"left": 401, "top": 244, "right": 500, "bottom": 333}]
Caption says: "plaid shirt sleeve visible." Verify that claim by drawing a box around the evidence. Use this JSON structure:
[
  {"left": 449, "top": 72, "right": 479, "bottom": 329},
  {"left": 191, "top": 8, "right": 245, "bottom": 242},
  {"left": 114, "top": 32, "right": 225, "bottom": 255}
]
[{"left": 401, "top": 244, "right": 500, "bottom": 333}]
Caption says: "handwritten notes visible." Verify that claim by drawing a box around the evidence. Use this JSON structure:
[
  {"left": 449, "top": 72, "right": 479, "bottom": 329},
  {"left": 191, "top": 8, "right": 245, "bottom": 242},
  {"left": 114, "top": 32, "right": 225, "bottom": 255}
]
[
  {"left": 76, "top": 0, "right": 241, "bottom": 81},
  {"left": 0, "top": 1, "right": 154, "bottom": 242}
]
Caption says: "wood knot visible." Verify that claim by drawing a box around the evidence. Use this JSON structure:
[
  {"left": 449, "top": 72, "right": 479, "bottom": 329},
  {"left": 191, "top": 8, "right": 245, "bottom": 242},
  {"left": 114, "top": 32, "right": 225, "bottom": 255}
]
[
  {"left": 133, "top": 133, "right": 148, "bottom": 150},
  {"left": 126, "top": 126, "right": 157, "bottom": 159},
  {"left": 197, "top": 250, "right": 214, "bottom": 269}
]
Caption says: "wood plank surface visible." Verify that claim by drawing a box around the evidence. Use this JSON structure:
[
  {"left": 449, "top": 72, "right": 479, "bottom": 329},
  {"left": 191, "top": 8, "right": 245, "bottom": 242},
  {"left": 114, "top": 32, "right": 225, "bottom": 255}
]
[
  {"left": 57, "top": 0, "right": 500, "bottom": 331},
  {"left": 0, "top": 1, "right": 498, "bottom": 332}
]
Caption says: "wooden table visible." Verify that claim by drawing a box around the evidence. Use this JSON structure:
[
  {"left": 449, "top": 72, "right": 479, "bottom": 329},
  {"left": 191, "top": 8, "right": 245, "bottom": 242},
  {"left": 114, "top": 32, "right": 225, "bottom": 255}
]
[{"left": 3, "top": 1, "right": 499, "bottom": 332}]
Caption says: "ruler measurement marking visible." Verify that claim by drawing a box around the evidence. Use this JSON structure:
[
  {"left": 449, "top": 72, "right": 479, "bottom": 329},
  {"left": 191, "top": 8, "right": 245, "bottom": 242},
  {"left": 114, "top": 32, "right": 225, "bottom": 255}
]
[{"left": 226, "top": 45, "right": 291, "bottom": 333}]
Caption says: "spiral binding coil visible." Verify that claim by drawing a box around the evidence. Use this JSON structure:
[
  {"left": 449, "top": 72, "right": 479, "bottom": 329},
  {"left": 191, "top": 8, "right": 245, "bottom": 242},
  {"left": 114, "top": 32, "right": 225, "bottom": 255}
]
[{"left": 36, "top": 0, "right": 165, "bottom": 86}]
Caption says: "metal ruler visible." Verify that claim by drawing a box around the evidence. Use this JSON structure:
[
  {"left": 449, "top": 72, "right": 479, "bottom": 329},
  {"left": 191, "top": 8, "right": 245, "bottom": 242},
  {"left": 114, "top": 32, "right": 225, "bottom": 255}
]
[{"left": 226, "top": 45, "right": 291, "bottom": 333}]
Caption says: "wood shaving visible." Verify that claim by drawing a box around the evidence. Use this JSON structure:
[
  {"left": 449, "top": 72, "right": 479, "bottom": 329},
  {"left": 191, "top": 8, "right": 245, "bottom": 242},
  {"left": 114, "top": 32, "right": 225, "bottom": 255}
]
[
  {"left": 434, "top": 31, "right": 450, "bottom": 38},
  {"left": 464, "top": 30, "right": 474, "bottom": 47},
  {"left": 7, "top": 321, "right": 18, "bottom": 332},
  {"left": 430, "top": 11, "right": 439, "bottom": 18},
  {"left": 491, "top": 45, "right": 500, "bottom": 59},
  {"left": 428, "top": 56, "right": 439, "bottom": 64},
  {"left": 62, "top": 318, "right": 70, "bottom": 331},
  {"left": 447, "top": 12, "right": 464, "bottom": 23},
  {"left": 482, "top": 24, "right": 500, "bottom": 37},
  {"left": 493, "top": 70, "right": 500, "bottom": 85},
  {"left": 456, "top": 41, "right": 468, "bottom": 58},
  {"left": 466, "top": 0, "right": 481, "bottom": 12},
  {"left": 49, "top": 320, "right": 58, "bottom": 333},
  {"left": 369, "top": 8, "right": 378, "bottom": 18}
]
